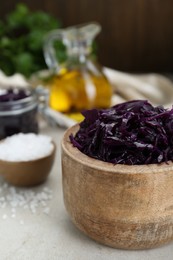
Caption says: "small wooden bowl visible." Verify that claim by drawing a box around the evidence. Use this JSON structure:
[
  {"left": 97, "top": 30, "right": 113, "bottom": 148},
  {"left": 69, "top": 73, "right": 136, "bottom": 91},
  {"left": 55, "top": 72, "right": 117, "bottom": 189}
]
[
  {"left": 0, "top": 142, "right": 56, "bottom": 187},
  {"left": 61, "top": 125, "right": 173, "bottom": 250}
]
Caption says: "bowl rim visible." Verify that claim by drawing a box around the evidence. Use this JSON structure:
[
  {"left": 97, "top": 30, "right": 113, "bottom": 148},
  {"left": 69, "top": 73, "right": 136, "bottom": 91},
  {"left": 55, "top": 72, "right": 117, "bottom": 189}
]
[{"left": 62, "top": 124, "right": 173, "bottom": 175}]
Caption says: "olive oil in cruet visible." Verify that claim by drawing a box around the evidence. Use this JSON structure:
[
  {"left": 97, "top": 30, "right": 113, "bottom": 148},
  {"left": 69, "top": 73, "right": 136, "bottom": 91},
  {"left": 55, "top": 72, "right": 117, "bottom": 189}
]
[{"left": 43, "top": 23, "right": 113, "bottom": 121}]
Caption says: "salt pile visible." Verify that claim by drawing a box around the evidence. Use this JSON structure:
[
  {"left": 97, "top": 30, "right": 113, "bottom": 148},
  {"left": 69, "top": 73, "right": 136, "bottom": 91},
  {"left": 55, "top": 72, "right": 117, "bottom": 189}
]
[{"left": 0, "top": 133, "right": 54, "bottom": 161}]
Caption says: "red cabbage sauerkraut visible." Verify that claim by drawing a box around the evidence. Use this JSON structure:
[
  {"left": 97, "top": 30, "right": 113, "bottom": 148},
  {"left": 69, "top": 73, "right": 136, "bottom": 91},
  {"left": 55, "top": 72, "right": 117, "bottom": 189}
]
[{"left": 70, "top": 100, "right": 173, "bottom": 165}]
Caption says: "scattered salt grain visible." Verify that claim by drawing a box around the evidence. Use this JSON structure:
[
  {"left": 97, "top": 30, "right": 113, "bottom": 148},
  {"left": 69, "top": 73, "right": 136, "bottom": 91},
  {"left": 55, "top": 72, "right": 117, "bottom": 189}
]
[
  {"left": 0, "top": 183, "right": 53, "bottom": 220},
  {"left": 0, "top": 133, "right": 54, "bottom": 162}
]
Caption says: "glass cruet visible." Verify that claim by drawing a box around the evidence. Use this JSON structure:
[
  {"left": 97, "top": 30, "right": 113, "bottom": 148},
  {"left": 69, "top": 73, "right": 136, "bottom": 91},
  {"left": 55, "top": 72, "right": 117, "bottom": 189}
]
[{"left": 43, "top": 22, "right": 113, "bottom": 121}]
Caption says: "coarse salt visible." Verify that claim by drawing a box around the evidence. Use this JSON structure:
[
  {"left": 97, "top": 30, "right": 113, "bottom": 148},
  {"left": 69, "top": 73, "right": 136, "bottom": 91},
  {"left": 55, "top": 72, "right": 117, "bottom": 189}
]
[
  {"left": 0, "top": 133, "right": 54, "bottom": 162},
  {"left": 0, "top": 182, "right": 53, "bottom": 219}
]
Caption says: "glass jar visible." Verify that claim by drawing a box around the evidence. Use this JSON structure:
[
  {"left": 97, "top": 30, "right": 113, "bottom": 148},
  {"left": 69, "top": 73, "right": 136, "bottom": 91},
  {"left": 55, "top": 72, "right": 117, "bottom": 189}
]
[{"left": 0, "top": 88, "right": 38, "bottom": 140}]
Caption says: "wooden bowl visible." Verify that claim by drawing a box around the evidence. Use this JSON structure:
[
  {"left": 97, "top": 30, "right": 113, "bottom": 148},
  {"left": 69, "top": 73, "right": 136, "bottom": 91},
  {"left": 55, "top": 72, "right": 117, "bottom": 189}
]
[
  {"left": 61, "top": 125, "right": 173, "bottom": 250},
  {"left": 0, "top": 142, "right": 56, "bottom": 187}
]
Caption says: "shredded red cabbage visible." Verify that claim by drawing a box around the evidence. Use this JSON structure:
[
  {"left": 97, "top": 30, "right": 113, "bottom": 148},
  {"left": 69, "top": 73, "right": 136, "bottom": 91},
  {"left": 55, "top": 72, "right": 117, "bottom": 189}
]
[
  {"left": 70, "top": 100, "right": 173, "bottom": 165},
  {"left": 0, "top": 88, "right": 30, "bottom": 102}
]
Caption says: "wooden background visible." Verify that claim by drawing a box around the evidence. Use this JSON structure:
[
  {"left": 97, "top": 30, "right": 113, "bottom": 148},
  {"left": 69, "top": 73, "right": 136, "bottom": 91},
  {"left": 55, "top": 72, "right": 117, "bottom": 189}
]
[{"left": 0, "top": 0, "right": 173, "bottom": 72}]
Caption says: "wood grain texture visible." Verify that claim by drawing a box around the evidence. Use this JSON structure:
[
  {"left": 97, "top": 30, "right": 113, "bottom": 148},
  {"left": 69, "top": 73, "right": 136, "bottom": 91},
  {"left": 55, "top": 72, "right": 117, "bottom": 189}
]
[
  {"left": 61, "top": 125, "right": 173, "bottom": 249},
  {"left": 0, "top": 0, "right": 173, "bottom": 72}
]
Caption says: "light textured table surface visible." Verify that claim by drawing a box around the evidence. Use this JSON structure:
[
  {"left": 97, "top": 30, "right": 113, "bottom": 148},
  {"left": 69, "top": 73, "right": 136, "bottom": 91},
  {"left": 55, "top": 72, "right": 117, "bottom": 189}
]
[{"left": 0, "top": 122, "right": 173, "bottom": 260}]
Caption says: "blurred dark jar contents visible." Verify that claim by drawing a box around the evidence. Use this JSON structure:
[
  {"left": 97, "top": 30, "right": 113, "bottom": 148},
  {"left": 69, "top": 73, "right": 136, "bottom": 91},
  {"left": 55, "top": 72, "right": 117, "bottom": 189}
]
[{"left": 0, "top": 87, "right": 38, "bottom": 140}]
